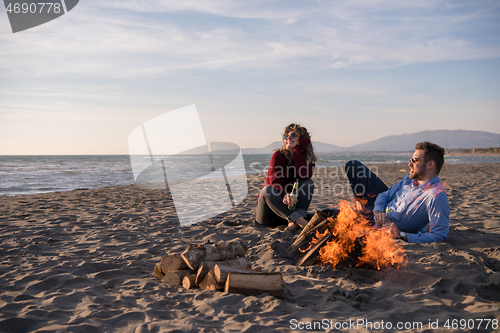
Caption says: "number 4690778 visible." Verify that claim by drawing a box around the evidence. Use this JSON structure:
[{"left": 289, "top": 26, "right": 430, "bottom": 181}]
[{"left": 5, "top": 2, "right": 62, "bottom": 14}]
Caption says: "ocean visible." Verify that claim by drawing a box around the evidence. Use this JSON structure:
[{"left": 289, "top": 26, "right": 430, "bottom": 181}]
[{"left": 1, "top": 153, "right": 499, "bottom": 197}]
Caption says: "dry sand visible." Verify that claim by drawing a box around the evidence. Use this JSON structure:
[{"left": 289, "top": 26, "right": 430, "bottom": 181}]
[{"left": 1, "top": 163, "right": 499, "bottom": 332}]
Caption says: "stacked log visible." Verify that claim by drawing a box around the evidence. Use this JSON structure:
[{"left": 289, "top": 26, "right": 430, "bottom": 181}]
[{"left": 153, "top": 238, "right": 284, "bottom": 299}]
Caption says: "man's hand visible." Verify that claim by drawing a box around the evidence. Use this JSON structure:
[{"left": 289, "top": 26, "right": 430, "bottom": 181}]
[
  {"left": 382, "top": 223, "right": 408, "bottom": 241},
  {"left": 283, "top": 193, "right": 291, "bottom": 206},
  {"left": 382, "top": 222, "right": 399, "bottom": 238},
  {"left": 373, "top": 210, "right": 387, "bottom": 226}
]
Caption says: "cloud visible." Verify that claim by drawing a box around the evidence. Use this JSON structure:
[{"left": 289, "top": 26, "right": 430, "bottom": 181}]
[{"left": 0, "top": 0, "right": 499, "bottom": 79}]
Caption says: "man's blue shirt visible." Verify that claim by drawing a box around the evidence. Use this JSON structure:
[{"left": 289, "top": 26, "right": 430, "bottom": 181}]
[{"left": 373, "top": 174, "right": 450, "bottom": 244}]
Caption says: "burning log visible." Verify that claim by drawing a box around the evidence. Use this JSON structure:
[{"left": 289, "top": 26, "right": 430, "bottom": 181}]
[
  {"left": 225, "top": 272, "right": 284, "bottom": 299},
  {"left": 296, "top": 232, "right": 333, "bottom": 267},
  {"left": 162, "top": 270, "right": 192, "bottom": 285},
  {"left": 356, "top": 232, "right": 407, "bottom": 270},
  {"left": 195, "top": 257, "right": 251, "bottom": 285},
  {"left": 181, "top": 238, "right": 248, "bottom": 270},
  {"left": 182, "top": 274, "right": 198, "bottom": 289},
  {"left": 288, "top": 212, "right": 331, "bottom": 256},
  {"left": 299, "top": 211, "right": 328, "bottom": 235},
  {"left": 295, "top": 200, "right": 407, "bottom": 271}
]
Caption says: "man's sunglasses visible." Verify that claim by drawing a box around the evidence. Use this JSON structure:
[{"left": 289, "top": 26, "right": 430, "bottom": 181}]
[
  {"left": 409, "top": 157, "right": 419, "bottom": 164},
  {"left": 283, "top": 132, "right": 298, "bottom": 140}
]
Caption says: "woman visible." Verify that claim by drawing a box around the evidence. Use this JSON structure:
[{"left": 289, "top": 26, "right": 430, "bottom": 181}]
[{"left": 255, "top": 124, "right": 316, "bottom": 232}]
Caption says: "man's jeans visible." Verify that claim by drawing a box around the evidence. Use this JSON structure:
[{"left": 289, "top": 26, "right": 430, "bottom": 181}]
[
  {"left": 255, "top": 179, "right": 314, "bottom": 227},
  {"left": 345, "top": 160, "right": 389, "bottom": 212}
]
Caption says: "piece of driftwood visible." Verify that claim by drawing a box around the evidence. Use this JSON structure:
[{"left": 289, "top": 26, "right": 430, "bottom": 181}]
[
  {"left": 182, "top": 274, "right": 198, "bottom": 289},
  {"left": 162, "top": 270, "right": 191, "bottom": 285},
  {"left": 154, "top": 263, "right": 165, "bottom": 280},
  {"left": 159, "top": 254, "right": 187, "bottom": 272},
  {"left": 181, "top": 238, "right": 248, "bottom": 270},
  {"left": 225, "top": 272, "right": 284, "bottom": 299},
  {"left": 295, "top": 232, "right": 333, "bottom": 267},
  {"left": 213, "top": 265, "right": 262, "bottom": 284},
  {"left": 195, "top": 257, "right": 250, "bottom": 285}
]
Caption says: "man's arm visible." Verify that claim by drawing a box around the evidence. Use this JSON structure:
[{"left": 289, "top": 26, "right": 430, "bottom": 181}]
[
  {"left": 373, "top": 176, "right": 407, "bottom": 225},
  {"left": 406, "top": 192, "right": 450, "bottom": 243},
  {"left": 373, "top": 176, "right": 406, "bottom": 211}
]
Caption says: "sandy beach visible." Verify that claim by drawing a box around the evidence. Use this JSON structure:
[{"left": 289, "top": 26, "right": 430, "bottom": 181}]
[{"left": 1, "top": 163, "right": 499, "bottom": 332}]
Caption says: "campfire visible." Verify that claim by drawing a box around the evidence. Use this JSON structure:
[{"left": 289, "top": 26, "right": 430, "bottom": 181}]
[
  {"left": 153, "top": 200, "right": 406, "bottom": 300},
  {"left": 292, "top": 200, "right": 407, "bottom": 271}
]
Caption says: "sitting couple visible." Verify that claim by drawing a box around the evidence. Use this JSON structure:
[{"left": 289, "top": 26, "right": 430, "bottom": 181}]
[{"left": 255, "top": 123, "right": 450, "bottom": 244}]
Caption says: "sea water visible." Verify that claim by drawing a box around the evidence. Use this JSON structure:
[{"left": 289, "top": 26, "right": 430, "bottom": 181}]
[{"left": 1, "top": 153, "right": 499, "bottom": 197}]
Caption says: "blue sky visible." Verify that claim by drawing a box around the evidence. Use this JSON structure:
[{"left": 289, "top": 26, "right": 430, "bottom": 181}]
[{"left": 0, "top": 0, "right": 499, "bottom": 154}]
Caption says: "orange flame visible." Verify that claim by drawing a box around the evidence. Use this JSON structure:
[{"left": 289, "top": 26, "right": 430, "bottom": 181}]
[
  {"left": 299, "top": 219, "right": 334, "bottom": 253},
  {"left": 356, "top": 229, "right": 407, "bottom": 270},
  {"left": 309, "top": 199, "right": 407, "bottom": 271}
]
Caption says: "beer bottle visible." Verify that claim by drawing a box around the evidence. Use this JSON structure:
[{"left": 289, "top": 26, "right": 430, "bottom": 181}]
[{"left": 288, "top": 179, "right": 298, "bottom": 210}]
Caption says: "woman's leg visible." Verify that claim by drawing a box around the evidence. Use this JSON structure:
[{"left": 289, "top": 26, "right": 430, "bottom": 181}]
[
  {"left": 283, "top": 179, "right": 315, "bottom": 231},
  {"left": 255, "top": 186, "right": 289, "bottom": 227},
  {"left": 255, "top": 179, "right": 314, "bottom": 228},
  {"left": 289, "top": 178, "right": 314, "bottom": 221},
  {"left": 296, "top": 179, "right": 314, "bottom": 211}
]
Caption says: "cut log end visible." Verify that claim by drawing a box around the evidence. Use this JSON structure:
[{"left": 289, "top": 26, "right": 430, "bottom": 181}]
[
  {"left": 160, "top": 254, "right": 187, "bottom": 272},
  {"left": 154, "top": 263, "right": 165, "bottom": 280},
  {"left": 182, "top": 274, "right": 198, "bottom": 289},
  {"left": 162, "top": 270, "right": 191, "bottom": 285}
]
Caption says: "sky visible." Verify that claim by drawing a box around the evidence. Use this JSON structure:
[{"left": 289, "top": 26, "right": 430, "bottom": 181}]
[{"left": 0, "top": 0, "right": 499, "bottom": 155}]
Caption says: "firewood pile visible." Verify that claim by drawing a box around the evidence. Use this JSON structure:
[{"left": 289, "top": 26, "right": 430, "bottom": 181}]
[{"left": 153, "top": 238, "right": 284, "bottom": 298}]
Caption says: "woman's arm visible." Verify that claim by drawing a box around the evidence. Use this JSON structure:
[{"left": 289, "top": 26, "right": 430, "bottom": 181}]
[{"left": 265, "top": 152, "right": 288, "bottom": 197}]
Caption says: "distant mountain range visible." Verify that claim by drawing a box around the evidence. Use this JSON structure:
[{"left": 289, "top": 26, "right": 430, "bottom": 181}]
[{"left": 241, "top": 130, "right": 500, "bottom": 154}]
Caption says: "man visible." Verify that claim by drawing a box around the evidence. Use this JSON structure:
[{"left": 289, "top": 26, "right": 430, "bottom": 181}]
[{"left": 345, "top": 141, "right": 450, "bottom": 243}]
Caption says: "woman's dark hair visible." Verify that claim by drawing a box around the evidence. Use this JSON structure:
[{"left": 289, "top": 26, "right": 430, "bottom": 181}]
[{"left": 275, "top": 123, "right": 316, "bottom": 165}]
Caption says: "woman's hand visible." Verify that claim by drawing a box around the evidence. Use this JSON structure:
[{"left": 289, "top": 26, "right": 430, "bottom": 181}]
[{"left": 282, "top": 193, "right": 291, "bottom": 206}]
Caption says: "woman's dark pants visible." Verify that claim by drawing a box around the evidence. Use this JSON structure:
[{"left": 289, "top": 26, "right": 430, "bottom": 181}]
[{"left": 255, "top": 179, "right": 314, "bottom": 227}]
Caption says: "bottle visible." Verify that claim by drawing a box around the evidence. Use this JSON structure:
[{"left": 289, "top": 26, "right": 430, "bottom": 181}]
[{"left": 288, "top": 179, "right": 298, "bottom": 210}]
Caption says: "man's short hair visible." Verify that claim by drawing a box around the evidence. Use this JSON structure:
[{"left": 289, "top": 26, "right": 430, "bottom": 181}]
[{"left": 415, "top": 141, "right": 445, "bottom": 174}]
